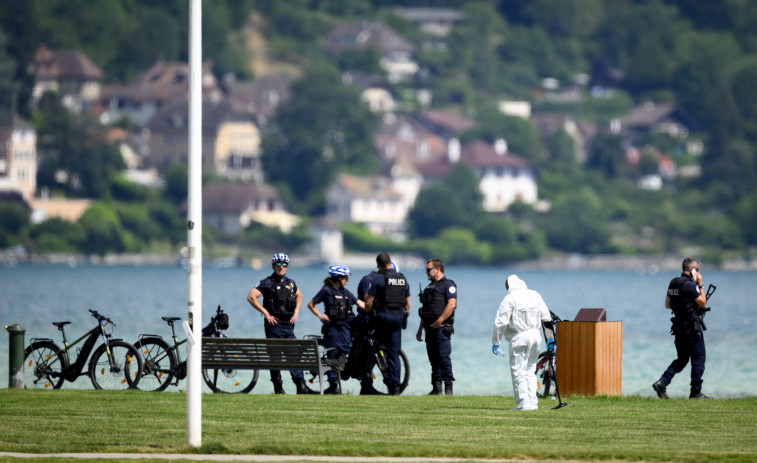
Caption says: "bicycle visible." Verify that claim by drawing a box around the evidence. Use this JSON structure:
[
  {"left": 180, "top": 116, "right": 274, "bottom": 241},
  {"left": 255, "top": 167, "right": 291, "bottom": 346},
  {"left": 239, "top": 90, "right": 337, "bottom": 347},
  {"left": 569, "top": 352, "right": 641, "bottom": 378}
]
[
  {"left": 535, "top": 311, "right": 562, "bottom": 398},
  {"left": 24, "top": 309, "right": 143, "bottom": 390},
  {"left": 304, "top": 325, "right": 411, "bottom": 395},
  {"left": 133, "top": 305, "right": 258, "bottom": 393}
]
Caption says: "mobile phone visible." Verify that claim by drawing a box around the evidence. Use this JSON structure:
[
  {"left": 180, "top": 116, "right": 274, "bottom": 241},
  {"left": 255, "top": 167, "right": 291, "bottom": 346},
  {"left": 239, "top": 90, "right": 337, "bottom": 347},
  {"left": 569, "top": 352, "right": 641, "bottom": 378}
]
[{"left": 691, "top": 269, "right": 698, "bottom": 278}]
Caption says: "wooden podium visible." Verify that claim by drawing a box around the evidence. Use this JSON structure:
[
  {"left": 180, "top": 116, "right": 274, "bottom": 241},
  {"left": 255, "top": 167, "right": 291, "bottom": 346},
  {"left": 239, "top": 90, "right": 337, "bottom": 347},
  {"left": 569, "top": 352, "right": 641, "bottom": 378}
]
[{"left": 555, "top": 319, "right": 622, "bottom": 397}]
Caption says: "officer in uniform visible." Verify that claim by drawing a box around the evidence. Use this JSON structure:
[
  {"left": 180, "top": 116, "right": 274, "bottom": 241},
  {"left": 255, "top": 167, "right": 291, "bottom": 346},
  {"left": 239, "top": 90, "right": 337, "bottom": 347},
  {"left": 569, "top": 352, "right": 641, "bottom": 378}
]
[
  {"left": 416, "top": 258, "right": 457, "bottom": 395},
  {"left": 247, "top": 253, "right": 314, "bottom": 394},
  {"left": 307, "top": 264, "right": 364, "bottom": 394},
  {"left": 653, "top": 257, "right": 711, "bottom": 399},
  {"left": 364, "top": 252, "right": 410, "bottom": 395}
]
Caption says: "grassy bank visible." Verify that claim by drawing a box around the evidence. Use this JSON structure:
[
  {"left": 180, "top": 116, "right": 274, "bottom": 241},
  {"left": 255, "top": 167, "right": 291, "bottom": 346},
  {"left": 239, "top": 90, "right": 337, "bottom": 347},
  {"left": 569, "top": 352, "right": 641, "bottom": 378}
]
[{"left": 1, "top": 389, "right": 755, "bottom": 462}]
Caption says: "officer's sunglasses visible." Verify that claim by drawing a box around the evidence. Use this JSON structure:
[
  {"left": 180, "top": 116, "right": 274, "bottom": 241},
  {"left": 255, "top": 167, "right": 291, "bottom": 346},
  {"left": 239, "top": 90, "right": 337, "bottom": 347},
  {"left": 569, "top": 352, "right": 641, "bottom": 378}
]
[{"left": 275, "top": 262, "right": 288, "bottom": 268}]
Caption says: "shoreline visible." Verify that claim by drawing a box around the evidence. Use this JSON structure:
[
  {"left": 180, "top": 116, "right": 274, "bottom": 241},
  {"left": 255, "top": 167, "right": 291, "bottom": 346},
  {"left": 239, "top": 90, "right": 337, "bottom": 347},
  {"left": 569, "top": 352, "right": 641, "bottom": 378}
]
[{"left": 4, "top": 251, "right": 757, "bottom": 272}]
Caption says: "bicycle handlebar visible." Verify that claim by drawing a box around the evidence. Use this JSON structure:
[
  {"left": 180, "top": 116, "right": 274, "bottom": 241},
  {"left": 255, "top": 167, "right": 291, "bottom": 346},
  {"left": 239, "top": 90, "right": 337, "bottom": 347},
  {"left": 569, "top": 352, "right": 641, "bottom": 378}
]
[{"left": 89, "top": 309, "right": 116, "bottom": 327}]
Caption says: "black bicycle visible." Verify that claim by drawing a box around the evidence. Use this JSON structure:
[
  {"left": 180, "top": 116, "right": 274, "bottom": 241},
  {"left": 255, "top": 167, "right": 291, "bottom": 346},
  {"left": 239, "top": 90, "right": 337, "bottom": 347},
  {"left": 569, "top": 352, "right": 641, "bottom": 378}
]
[
  {"left": 133, "top": 305, "right": 258, "bottom": 393},
  {"left": 535, "top": 311, "right": 562, "bottom": 399},
  {"left": 24, "top": 309, "right": 143, "bottom": 390},
  {"left": 305, "top": 326, "right": 411, "bottom": 395}
]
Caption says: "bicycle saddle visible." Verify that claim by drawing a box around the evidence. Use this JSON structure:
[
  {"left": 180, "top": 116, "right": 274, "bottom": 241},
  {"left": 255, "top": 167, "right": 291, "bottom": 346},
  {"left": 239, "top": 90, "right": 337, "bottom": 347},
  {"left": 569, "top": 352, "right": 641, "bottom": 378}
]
[
  {"left": 162, "top": 316, "right": 181, "bottom": 324},
  {"left": 53, "top": 321, "right": 71, "bottom": 329}
]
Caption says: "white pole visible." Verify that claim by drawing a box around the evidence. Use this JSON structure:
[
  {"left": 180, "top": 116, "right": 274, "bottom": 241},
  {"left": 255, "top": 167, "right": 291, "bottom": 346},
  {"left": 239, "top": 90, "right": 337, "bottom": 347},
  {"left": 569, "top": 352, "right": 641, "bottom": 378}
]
[{"left": 186, "top": 0, "right": 203, "bottom": 448}]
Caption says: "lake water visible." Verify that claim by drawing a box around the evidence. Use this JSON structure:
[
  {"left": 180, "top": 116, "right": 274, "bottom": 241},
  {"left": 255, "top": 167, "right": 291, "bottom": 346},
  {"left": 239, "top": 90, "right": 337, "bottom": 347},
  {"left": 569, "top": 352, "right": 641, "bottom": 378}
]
[{"left": 1, "top": 263, "right": 755, "bottom": 398}]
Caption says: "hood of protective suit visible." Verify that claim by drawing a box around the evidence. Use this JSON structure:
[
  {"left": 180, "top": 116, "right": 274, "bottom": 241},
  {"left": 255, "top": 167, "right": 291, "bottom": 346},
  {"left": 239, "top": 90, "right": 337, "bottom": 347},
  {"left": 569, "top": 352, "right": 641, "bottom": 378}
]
[{"left": 506, "top": 274, "right": 527, "bottom": 292}]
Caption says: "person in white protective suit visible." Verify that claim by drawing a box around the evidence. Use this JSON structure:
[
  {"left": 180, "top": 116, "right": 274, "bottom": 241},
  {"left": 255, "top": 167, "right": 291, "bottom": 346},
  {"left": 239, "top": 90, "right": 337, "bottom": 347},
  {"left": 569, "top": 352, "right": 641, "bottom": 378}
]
[{"left": 491, "top": 275, "right": 554, "bottom": 410}]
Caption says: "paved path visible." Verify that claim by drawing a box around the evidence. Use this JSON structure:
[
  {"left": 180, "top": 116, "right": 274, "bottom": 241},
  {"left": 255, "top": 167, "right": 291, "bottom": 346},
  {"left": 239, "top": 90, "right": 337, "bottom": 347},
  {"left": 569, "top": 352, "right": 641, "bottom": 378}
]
[{"left": 0, "top": 453, "right": 579, "bottom": 462}]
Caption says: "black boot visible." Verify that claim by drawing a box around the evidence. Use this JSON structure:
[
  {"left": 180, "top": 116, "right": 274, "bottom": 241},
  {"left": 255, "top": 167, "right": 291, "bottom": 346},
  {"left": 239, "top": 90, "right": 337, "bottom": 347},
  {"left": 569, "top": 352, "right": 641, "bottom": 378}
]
[
  {"left": 652, "top": 379, "right": 668, "bottom": 399},
  {"left": 324, "top": 380, "right": 341, "bottom": 395},
  {"left": 444, "top": 381, "right": 454, "bottom": 396},
  {"left": 388, "top": 384, "right": 401, "bottom": 396},
  {"left": 295, "top": 378, "right": 317, "bottom": 394},
  {"left": 428, "top": 381, "right": 442, "bottom": 395},
  {"left": 360, "top": 381, "right": 382, "bottom": 395},
  {"left": 272, "top": 380, "right": 285, "bottom": 394}
]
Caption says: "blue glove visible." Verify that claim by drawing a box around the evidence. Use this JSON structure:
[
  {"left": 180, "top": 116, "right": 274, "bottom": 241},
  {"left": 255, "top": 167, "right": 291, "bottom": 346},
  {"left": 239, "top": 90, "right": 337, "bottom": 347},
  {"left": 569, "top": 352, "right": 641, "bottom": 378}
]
[
  {"left": 492, "top": 344, "right": 501, "bottom": 356},
  {"left": 546, "top": 339, "right": 556, "bottom": 353}
]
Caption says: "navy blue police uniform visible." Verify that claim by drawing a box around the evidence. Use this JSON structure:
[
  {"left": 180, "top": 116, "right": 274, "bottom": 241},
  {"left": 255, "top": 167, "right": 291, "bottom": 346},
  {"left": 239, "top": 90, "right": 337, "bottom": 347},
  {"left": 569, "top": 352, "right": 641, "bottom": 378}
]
[
  {"left": 255, "top": 274, "right": 304, "bottom": 382},
  {"left": 311, "top": 285, "right": 358, "bottom": 382},
  {"left": 420, "top": 276, "right": 457, "bottom": 385},
  {"left": 660, "top": 273, "right": 706, "bottom": 396},
  {"left": 368, "top": 268, "right": 410, "bottom": 391}
]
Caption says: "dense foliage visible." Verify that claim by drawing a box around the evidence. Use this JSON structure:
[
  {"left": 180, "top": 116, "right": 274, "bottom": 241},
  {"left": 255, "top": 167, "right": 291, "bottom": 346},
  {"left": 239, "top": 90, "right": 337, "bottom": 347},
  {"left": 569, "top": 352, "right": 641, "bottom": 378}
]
[{"left": 1, "top": 0, "right": 756, "bottom": 263}]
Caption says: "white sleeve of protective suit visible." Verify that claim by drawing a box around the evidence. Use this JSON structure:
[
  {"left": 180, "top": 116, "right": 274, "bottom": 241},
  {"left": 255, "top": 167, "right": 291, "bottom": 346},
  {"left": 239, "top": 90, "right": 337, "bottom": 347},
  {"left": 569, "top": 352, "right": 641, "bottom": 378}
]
[
  {"left": 492, "top": 295, "right": 513, "bottom": 345},
  {"left": 538, "top": 296, "right": 554, "bottom": 340}
]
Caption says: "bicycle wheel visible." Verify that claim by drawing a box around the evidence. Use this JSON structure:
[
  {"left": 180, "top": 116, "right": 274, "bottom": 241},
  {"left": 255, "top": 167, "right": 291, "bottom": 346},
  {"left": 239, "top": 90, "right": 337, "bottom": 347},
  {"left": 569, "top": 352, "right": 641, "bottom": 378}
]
[
  {"left": 24, "top": 341, "right": 67, "bottom": 389},
  {"left": 369, "top": 348, "right": 410, "bottom": 395},
  {"left": 134, "top": 337, "right": 177, "bottom": 392},
  {"left": 203, "top": 367, "right": 258, "bottom": 393},
  {"left": 89, "top": 340, "right": 143, "bottom": 390},
  {"left": 535, "top": 354, "right": 554, "bottom": 398}
]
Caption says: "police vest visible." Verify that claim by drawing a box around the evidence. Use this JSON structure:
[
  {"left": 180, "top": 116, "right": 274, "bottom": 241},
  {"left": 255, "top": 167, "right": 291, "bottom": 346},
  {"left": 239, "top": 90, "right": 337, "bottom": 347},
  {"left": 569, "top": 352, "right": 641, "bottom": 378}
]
[
  {"left": 263, "top": 277, "right": 298, "bottom": 318},
  {"left": 324, "top": 286, "right": 354, "bottom": 323},
  {"left": 667, "top": 276, "right": 698, "bottom": 321},
  {"left": 376, "top": 272, "right": 407, "bottom": 311},
  {"left": 421, "top": 279, "right": 455, "bottom": 324}
]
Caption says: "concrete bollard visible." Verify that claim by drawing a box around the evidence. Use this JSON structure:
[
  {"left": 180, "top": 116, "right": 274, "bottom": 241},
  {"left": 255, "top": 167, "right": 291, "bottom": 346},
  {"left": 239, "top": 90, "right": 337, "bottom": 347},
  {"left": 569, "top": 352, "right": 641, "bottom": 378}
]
[{"left": 5, "top": 324, "right": 26, "bottom": 388}]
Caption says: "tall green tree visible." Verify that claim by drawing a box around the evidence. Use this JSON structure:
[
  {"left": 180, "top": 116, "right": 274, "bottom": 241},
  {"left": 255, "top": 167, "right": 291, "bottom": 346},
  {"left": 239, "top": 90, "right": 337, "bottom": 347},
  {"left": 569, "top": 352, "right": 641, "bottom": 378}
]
[
  {"left": 406, "top": 164, "right": 483, "bottom": 239},
  {"left": 261, "top": 62, "right": 378, "bottom": 214}
]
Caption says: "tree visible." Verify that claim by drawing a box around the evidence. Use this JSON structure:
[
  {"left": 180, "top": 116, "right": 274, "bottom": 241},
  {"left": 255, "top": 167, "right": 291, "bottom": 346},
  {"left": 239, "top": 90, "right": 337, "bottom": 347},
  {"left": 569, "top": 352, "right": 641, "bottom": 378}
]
[
  {"left": 539, "top": 186, "right": 613, "bottom": 254},
  {"left": 78, "top": 202, "right": 124, "bottom": 256},
  {"left": 261, "top": 62, "right": 378, "bottom": 214},
  {"left": 586, "top": 131, "right": 626, "bottom": 178},
  {"left": 33, "top": 92, "right": 124, "bottom": 198},
  {"left": 0, "top": 201, "right": 29, "bottom": 247},
  {"left": 406, "top": 164, "right": 483, "bottom": 239}
]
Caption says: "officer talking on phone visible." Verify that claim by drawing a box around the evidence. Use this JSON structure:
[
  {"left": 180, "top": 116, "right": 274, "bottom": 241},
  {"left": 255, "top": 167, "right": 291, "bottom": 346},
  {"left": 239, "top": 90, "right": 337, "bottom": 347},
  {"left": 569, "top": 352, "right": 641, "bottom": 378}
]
[{"left": 653, "top": 257, "right": 711, "bottom": 399}]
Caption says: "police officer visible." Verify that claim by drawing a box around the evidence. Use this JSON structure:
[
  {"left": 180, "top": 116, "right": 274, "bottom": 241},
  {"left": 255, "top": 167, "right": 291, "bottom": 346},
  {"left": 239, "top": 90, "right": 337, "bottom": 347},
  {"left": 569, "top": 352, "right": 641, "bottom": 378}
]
[
  {"left": 246, "top": 253, "right": 314, "bottom": 394},
  {"left": 416, "top": 258, "right": 457, "bottom": 395},
  {"left": 307, "top": 264, "right": 364, "bottom": 394},
  {"left": 364, "top": 252, "right": 410, "bottom": 395},
  {"left": 653, "top": 257, "right": 711, "bottom": 399}
]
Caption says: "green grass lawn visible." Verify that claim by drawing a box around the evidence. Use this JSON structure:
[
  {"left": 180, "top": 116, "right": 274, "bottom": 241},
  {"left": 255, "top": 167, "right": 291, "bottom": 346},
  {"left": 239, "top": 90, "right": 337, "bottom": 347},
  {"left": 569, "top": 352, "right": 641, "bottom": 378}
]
[{"left": 1, "top": 389, "right": 755, "bottom": 462}]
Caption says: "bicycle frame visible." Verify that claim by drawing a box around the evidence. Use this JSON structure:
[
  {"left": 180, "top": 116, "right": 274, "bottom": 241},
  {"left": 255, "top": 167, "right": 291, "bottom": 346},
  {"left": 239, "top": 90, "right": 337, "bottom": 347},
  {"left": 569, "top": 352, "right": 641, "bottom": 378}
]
[
  {"left": 30, "top": 321, "right": 113, "bottom": 383},
  {"left": 58, "top": 324, "right": 112, "bottom": 382}
]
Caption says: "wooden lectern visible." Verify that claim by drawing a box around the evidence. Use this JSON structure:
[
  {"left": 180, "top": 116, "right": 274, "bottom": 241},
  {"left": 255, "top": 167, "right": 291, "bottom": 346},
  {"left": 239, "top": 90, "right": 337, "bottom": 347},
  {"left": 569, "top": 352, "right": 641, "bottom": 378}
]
[{"left": 555, "top": 308, "right": 622, "bottom": 397}]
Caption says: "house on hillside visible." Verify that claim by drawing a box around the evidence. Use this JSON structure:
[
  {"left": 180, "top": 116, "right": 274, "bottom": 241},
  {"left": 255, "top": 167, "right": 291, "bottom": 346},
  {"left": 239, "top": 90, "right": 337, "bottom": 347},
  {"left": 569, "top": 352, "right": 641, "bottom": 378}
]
[
  {"left": 342, "top": 71, "right": 398, "bottom": 115},
  {"left": 99, "top": 60, "right": 222, "bottom": 127},
  {"left": 213, "top": 117, "right": 263, "bottom": 183},
  {"left": 0, "top": 115, "right": 37, "bottom": 202},
  {"left": 32, "top": 45, "right": 103, "bottom": 115},
  {"left": 141, "top": 99, "right": 241, "bottom": 172},
  {"left": 201, "top": 183, "right": 298, "bottom": 237},
  {"left": 412, "top": 139, "right": 540, "bottom": 213},
  {"left": 392, "top": 7, "right": 463, "bottom": 37},
  {"left": 326, "top": 21, "right": 418, "bottom": 83},
  {"left": 226, "top": 72, "right": 295, "bottom": 125},
  {"left": 617, "top": 102, "right": 700, "bottom": 143},
  {"left": 325, "top": 173, "right": 407, "bottom": 239}
]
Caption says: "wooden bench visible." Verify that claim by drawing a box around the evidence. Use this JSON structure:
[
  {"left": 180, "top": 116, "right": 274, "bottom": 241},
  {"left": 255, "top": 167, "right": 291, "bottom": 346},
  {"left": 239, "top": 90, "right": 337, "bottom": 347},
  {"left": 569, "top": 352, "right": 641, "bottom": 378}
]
[{"left": 201, "top": 337, "right": 336, "bottom": 394}]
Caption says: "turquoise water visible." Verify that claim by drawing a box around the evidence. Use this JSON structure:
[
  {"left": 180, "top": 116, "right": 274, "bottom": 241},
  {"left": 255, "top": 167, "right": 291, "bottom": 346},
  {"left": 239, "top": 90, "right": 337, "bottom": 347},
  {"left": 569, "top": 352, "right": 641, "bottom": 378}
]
[{"left": 1, "top": 264, "right": 755, "bottom": 398}]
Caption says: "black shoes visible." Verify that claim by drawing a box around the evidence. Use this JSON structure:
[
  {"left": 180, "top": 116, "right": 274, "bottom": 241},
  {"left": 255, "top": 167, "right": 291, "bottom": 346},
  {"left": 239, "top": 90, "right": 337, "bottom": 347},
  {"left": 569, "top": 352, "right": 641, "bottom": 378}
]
[
  {"left": 444, "top": 381, "right": 454, "bottom": 396},
  {"left": 428, "top": 381, "right": 442, "bottom": 395},
  {"left": 324, "top": 380, "right": 341, "bottom": 395},
  {"left": 295, "top": 378, "right": 317, "bottom": 394},
  {"left": 690, "top": 392, "right": 712, "bottom": 399},
  {"left": 359, "top": 382, "right": 382, "bottom": 395},
  {"left": 272, "top": 380, "right": 286, "bottom": 394},
  {"left": 652, "top": 379, "right": 669, "bottom": 399}
]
